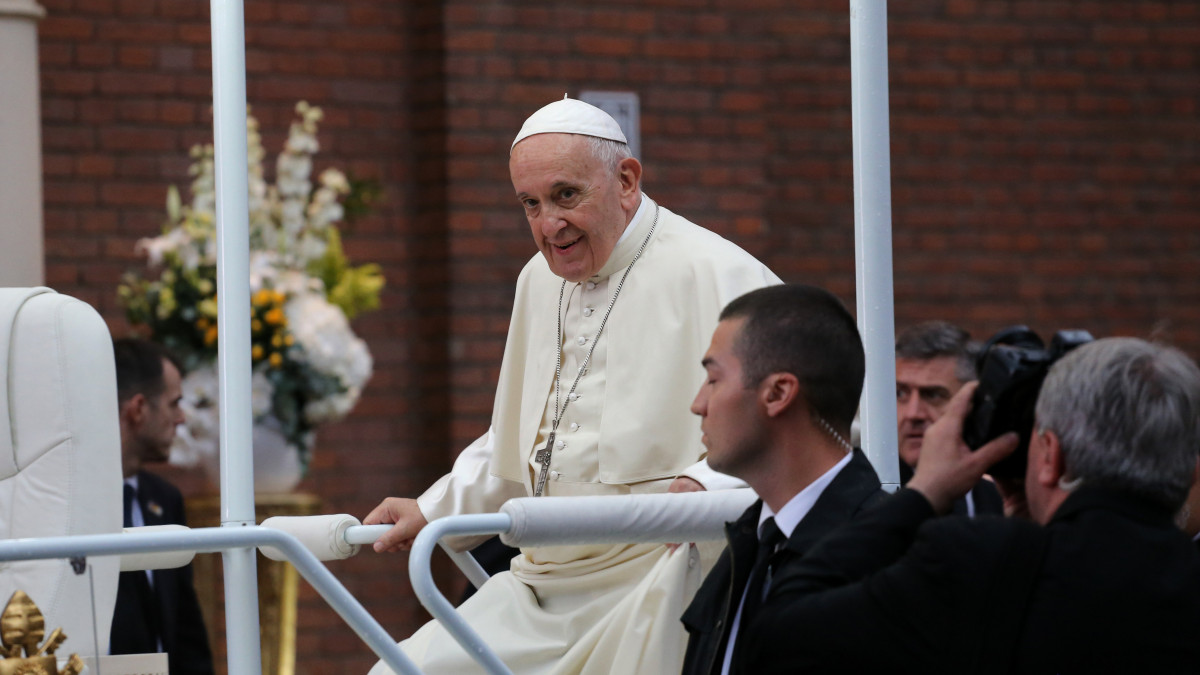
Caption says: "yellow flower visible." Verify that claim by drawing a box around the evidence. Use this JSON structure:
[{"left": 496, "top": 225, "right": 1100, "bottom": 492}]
[
  {"left": 271, "top": 290, "right": 286, "bottom": 306},
  {"left": 284, "top": 334, "right": 295, "bottom": 347},
  {"left": 195, "top": 317, "right": 210, "bottom": 331},
  {"left": 204, "top": 325, "right": 218, "bottom": 346},
  {"left": 269, "top": 352, "right": 283, "bottom": 368},
  {"left": 252, "top": 344, "right": 264, "bottom": 360},
  {"left": 264, "top": 307, "right": 285, "bottom": 326},
  {"left": 253, "top": 289, "right": 273, "bottom": 307},
  {"left": 271, "top": 334, "right": 283, "bottom": 347},
  {"left": 251, "top": 319, "right": 263, "bottom": 332}
]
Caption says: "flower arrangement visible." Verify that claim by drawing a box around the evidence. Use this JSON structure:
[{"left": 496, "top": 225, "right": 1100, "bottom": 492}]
[{"left": 119, "top": 102, "right": 384, "bottom": 476}]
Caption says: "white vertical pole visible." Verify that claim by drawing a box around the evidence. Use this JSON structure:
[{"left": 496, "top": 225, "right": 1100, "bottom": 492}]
[
  {"left": 0, "top": 0, "right": 47, "bottom": 286},
  {"left": 210, "top": 0, "right": 263, "bottom": 672},
  {"left": 850, "top": 0, "right": 900, "bottom": 491}
]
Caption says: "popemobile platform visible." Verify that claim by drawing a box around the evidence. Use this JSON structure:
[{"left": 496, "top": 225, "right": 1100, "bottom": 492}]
[{"left": 0, "top": 1, "right": 902, "bottom": 673}]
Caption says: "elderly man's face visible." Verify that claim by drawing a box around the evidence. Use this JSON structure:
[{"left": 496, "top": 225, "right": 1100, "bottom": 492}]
[{"left": 510, "top": 134, "right": 640, "bottom": 282}]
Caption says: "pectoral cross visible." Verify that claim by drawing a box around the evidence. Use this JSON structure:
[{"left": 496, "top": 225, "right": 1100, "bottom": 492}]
[{"left": 534, "top": 431, "right": 555, "bottom": 497}]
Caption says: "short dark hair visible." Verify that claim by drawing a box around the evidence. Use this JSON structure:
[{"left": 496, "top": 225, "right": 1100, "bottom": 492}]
[
  {"left": 895, "top": 320, "right": 979, "bottom": 383},
  {"left": 113, "top": 338, "right": 182, "bottom": 404},
  {"left": 719, "top": 284, "right": 864, "bottom": 433}
]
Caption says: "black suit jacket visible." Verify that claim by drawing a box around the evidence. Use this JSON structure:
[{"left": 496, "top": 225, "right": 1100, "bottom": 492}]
[
  {"left": 680, "top": 448, "right": 886, "bottom": 675},
  {"left": 899, "top": 461, "right": 1003, "bottom": 517},
  {"left": 743, "top": 486, "right": 1200, "bottom": 674},
  {"left": 110, "top": 471, "right": 215, "bottom": 675}
]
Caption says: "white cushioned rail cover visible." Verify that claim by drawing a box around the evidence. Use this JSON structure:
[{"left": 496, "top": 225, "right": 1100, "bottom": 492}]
[{"left": 499, "top": 488, "right": 758, "bottom": 548}]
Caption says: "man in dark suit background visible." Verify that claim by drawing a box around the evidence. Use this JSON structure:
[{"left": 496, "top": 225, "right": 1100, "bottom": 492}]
[
  {"left": 895, "top": 320, "right": 1001, "bottom": 516},
  {"left": 680, "top": 284, "right": 887, "bottom": 675},
  {"left": 110, "top": 338, "right": 214, "bottom": 675},
  {"left": 745, "top": 337, "right": 1200, "bottom": 673}
]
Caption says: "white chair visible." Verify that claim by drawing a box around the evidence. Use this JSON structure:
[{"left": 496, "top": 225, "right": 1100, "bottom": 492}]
[{"left": 0, "top": 287, "right": 123, "bottom": 657}]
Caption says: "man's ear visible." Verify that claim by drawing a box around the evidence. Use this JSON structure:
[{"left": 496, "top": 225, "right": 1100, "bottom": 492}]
[
  {"left": 616, "top": 157, "right": 642, "bottom": 209},
  {"left": 121, "top": 393, "right": 148, "bottom": 427},
  {"left": 1034, "top": 428, "right": 1066, "bottom": 488},
  {"left": 760, "top": 372, "right": 800, "bottom": 418}
]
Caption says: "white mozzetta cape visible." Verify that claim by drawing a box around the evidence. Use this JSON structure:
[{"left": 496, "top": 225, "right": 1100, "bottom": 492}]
[
  {"left": 383, "top": 197, "right": 781, "bottom": 675},
  {"left": 418, "top": 195, "right": 780, "bottom": 524}
]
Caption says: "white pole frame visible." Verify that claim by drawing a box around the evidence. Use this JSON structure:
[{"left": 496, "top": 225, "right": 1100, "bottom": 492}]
[
  {"left": 210, "top": 0, "right": 261, "bottom": 672},
  {"left": 850, "top": 0, "right": 901, "bottom": 491},
  {"left": 195, "top": 1, "right": 904, "bottom": 672}
]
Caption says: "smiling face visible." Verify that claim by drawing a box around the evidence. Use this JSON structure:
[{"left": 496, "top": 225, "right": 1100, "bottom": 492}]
[
  {"left": 691, "top": 318, "right": 768, "bottom": 479},
  {"left": 896, "top": 356, "right": 964, "bottom": 468},
  {"left": 510, "top": 134, "right": 641, "bottom": 282}
]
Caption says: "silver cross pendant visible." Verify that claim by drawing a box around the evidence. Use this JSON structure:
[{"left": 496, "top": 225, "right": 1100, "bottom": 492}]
[{"left": 533, "top": 431, "right": 555, "bottom": 497}]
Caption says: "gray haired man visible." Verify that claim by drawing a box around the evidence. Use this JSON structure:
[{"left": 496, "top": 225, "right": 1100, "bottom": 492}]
[
  {"left": 366, "top": 98, "right": 778, "bottom": 673},
  {"left": 744, "top": 338, "right": 1200, "bottom": 672}
]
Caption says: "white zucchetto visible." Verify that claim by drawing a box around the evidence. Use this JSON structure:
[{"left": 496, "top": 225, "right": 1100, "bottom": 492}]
[{"left": 511, "top": 94, "right": 628, "bottom": 151}]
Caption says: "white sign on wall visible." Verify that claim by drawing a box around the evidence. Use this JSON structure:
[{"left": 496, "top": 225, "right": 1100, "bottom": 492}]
[{"left": 580, "top": 91, "right": 641, "bottom": 160}]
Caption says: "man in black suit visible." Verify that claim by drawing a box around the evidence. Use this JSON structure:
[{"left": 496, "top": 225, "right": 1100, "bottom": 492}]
[
  {"left": 895, "top": 320, "right": 1002, "bottom": 516},
  {"left": 110, "top": 338, "right": 214, "bottom": 675},
  {"left": 743, "top": 337, "right": 1200, "bottom": 673},
  {"left": 680, "top": 284, "right": 887, "bottom": 675}
]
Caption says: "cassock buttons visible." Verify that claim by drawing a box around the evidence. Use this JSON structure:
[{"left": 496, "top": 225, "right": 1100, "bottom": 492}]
[
  {"left": 577, "top": 336, "right": 588, "bottom": 346},
  {"left": 569, "top": 422, "right": 579, "bottom": 432},
  {"left": 568, "top": 392, "right": 579, "bottom": 402},
  {"left": 555, "top": 440, "right": 565, "bottom": 449},
  {"left": 586, "top": 281, "right": 596, "bottom": 290},
  {"left": 583, "top": 307, "right": 594, "bottom": 317},
  {"left": 551, "top": 471, "right": 561, "bottom": 481}
]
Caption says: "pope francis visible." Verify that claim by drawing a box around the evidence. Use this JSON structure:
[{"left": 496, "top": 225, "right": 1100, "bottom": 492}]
[{"left": 365, "top": 97, "right": 780, "bottom": 674}]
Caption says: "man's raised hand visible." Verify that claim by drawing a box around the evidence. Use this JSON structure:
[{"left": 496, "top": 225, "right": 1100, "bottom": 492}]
[{"left": 907, "top": 382, "right": 1019, "bottom": 514}]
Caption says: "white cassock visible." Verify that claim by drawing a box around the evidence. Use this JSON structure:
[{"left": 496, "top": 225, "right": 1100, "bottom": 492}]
[{"left": 370, "top": 194, "right": 780, "bottom": 674}]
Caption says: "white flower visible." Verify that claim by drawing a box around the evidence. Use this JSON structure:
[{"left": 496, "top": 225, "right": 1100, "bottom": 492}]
[
  {"left": 285, "top": 292, "right": 373, "bottom": 421},
  {"left": 251, "top": 368, "right": 273, "bottom": 418},
  {"left": 140, "top": 101, "right": 378, "bottom": 478},
  {"left": 280, "top": 200, "right": 306, "bottom": 236},
  {"left": 248, "top": 250, "right": 280, "bottom": 290},
  {"left": 136, "top": 227, "right": 192, "bottom": 268},
  {"left": 297, "top": 233, "right": 329, "bottom": 263},
  {"left": 170, "top": 365, "right": 220, "bottom": 468},
  {"left": 319, "top": 168, "right": 349, "bottom": 193}
]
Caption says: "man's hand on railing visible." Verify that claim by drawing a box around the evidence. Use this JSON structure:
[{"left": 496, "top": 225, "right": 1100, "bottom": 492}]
[
  {"left": 364, "top": 498, "right": 429, "bottom": 553},
  {"left": 666, "top": 476, "right": 706, "bottom": 551},
  {"left": 668, "top": 476, "right": 705, "bottom": 493}
]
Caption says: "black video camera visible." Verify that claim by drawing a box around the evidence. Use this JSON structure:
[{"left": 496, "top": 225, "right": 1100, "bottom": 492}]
[{"left": 961, "top": 326, "right": 1094, "bottom": 479}]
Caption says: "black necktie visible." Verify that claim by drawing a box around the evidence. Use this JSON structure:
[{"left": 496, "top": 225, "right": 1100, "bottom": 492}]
[
  {"left": 740, "top": 517, "right": 784, "bottom": 628},
  {"left": 123, "top": 483, "right": 135, "bottom": 528},
  {"left": 121, "top": 482, "right": 161, "bottom": 651}
]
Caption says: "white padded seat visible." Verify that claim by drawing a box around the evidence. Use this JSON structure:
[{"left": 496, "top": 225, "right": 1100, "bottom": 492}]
[{"left": 0, "top": 287, "right": 122, "bottom": 657}]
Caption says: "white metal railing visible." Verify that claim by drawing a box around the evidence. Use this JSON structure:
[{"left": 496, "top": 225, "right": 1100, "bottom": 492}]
[
  {"left": 407, "top": 489, "right": 759, "bottom": 675},
  {"left": 0, "top": 489, "right": 756, "bottom": 675},
  {"left": 0, "top": 526, "right": 421, "bottom": 675}
]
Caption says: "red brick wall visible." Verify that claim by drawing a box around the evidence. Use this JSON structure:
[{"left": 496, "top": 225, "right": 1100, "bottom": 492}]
[{"left": 36, "top": 1, "right": 1200, "bottom": 672}]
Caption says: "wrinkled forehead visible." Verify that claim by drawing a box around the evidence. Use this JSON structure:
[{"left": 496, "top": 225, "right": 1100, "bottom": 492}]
[
  {"left": 509, "top": 134, "right": 604, "bottom": 185},
  {"left": 895, "top": 356, "right": 963, "bottom": 389}
]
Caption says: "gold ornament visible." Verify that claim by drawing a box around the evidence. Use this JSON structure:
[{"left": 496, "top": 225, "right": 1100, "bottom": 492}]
[{"left": 0, "top": 592, "right": 83, "bottom": 675}]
